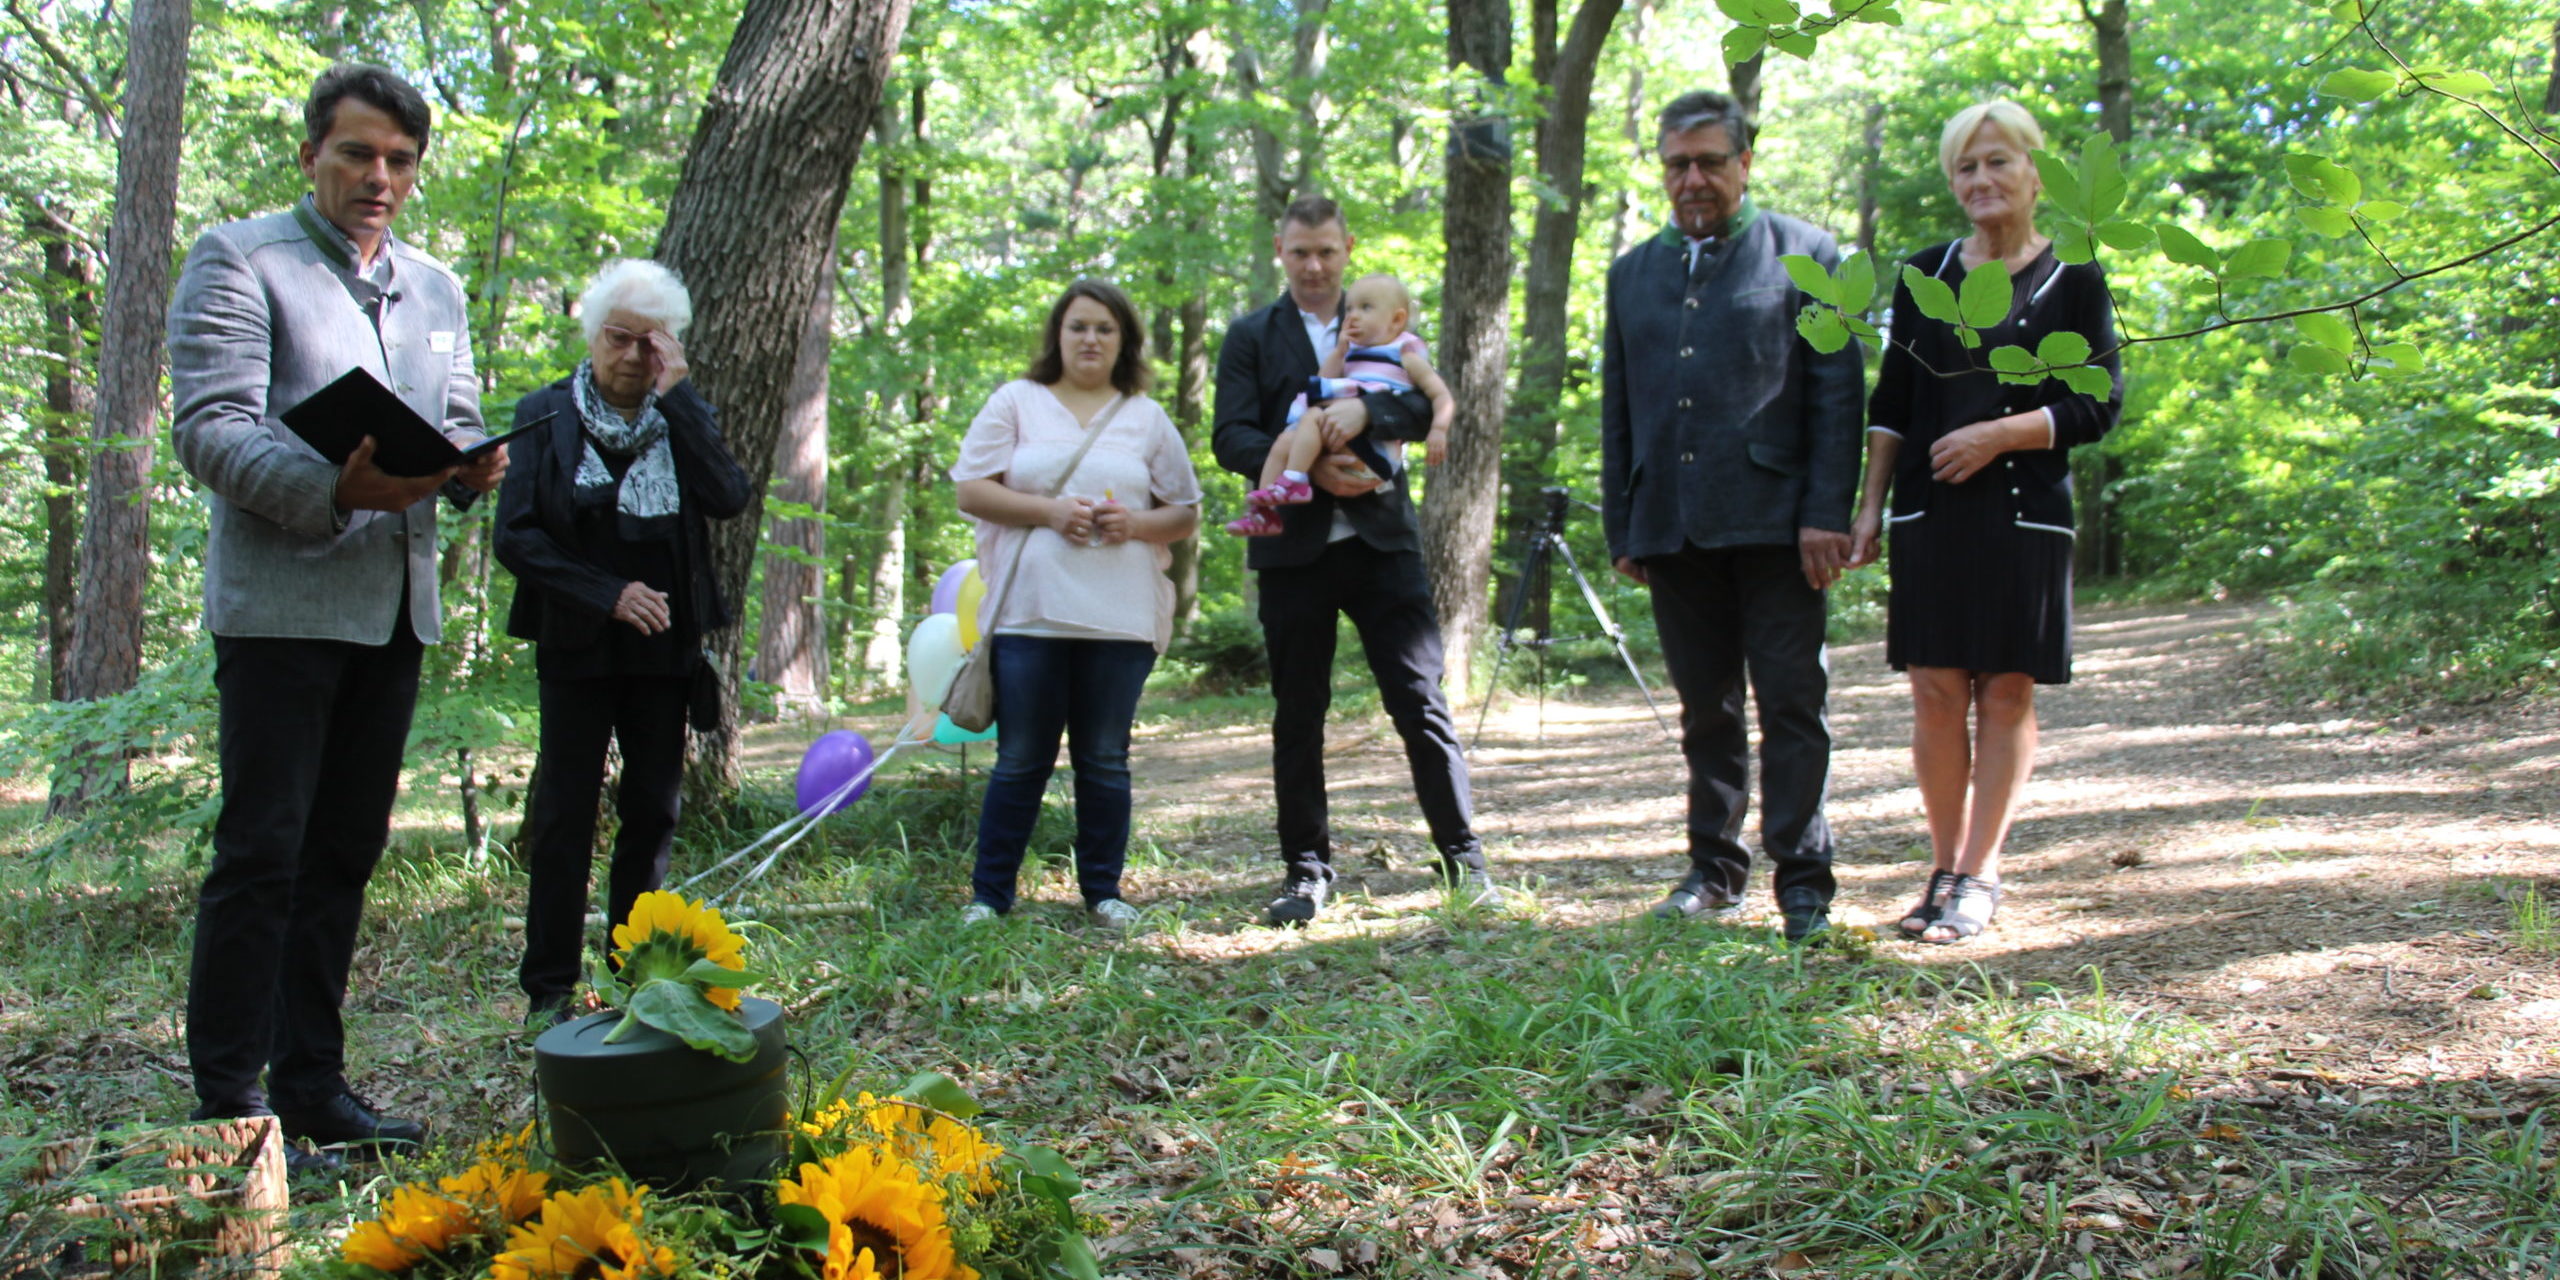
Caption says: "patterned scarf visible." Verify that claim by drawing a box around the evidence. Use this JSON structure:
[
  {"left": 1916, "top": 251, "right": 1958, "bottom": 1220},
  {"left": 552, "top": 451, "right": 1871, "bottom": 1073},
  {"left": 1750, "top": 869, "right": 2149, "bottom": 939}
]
[{"left": 572, "top": 359, "right": 681, "bottom": 541}]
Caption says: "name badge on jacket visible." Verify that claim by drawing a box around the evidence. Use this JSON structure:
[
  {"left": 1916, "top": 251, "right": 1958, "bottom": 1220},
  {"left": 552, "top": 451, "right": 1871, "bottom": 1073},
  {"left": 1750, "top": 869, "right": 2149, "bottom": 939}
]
[{"left": 429, "top": 331, "right": 456, "bottom": 354}]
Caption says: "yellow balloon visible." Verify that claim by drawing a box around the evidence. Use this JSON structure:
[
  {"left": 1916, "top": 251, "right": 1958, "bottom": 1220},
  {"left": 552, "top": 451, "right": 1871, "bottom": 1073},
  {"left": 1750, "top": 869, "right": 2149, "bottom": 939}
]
[{"left": 955, "top": 567, "right": 988, "bottom": 650}]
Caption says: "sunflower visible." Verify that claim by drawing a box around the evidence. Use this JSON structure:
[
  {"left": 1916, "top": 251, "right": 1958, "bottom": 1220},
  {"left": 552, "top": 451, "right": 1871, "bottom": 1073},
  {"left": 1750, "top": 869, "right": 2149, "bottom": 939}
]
[
  {"left": 440, "top": 1158, "right": 551, "bottom": 1224},
  {"left": 488, "top": 1180, "right": 675, "bottom": 1280},
  {"left": 340, "top": 1184, "right": 478, "bottom": 1273},
  {"left": 854, "top": 1094, "right": 1006, "bottom": 1197},
  {"left": 609, "top": 891, "right": 747, "bottom": 1011},
  {"left": 777, "top": 1146, "right": 976, "bottom": 1280}
]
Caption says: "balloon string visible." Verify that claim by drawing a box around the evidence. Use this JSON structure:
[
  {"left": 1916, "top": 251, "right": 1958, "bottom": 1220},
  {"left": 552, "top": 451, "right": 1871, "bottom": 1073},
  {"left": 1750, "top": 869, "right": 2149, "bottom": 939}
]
[{"left": 677, "top": 705, "right": 939, "bottom": 901}]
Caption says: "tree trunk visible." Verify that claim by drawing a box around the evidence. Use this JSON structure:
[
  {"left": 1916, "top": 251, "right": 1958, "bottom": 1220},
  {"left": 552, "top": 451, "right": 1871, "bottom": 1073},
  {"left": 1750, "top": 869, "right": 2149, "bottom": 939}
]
[
  {"left": 1168, "top": 294, "right": 1209, "bottom": 633},
  {"left": 857, "top": 468, "right": 907, "bottom": 686},
  {"left": 53, "top": 0, "right": 188, "bottom": 814},
  {"left": 755, "top": 240, "right": 836, "bottom": 718},
  {"left": 1855, "top": 99, "right": 1884, "bottom": 259},
  {"left": 1609, "top": 0, "right": 1655, "bottom": 262},
  {"left": 1238, "top": 0, "right": 1332, "bottom": 300},
  {"left": 29, "top": 214, "right": 95, "bottom": 704},
  {"left": 1728, "top": 53, "right": 1764, "bottom": 122},
  {"left": 1511, "top": 0, "right": 1625, "bottom": 507},
  {"left": 2079, "top": 0, "right": 2131, "bottom": 579},
  {"left": 1422, "top": 0, "right": 1515, "bottom": 699},
  {"left": 658, "top": 0, "right": 913, "bottom": 800},
  {"left": 2545, "top": 19, "right": 2558, "bottom": 114}
]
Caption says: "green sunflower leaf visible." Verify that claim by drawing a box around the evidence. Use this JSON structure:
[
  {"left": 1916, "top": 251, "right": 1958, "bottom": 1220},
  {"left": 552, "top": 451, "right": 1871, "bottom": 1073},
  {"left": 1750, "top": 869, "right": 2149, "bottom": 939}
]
[
  {"left": 772, "top": 1203, "right": 832, "bottom": 1251},
  {"left": 1051, "top": 1234, "right": 1105, "bottom": 1280},
  {"left": 629, "top": 979, "right": 758, "bottom": 1062},
  {"left": 680, "top": 960, "right": 760, "bottom": 988}
]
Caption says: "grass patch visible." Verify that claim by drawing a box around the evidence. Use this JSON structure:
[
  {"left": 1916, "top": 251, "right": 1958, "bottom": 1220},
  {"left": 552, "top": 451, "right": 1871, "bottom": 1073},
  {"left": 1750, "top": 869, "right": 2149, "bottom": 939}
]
[{"left": 0, "top": 705, "right": 2551, "bottom": 1278}]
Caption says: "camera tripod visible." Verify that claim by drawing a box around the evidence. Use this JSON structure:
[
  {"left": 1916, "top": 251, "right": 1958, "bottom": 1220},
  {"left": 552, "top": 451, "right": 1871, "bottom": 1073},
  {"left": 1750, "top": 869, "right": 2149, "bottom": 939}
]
[{"left": 1469, "top": 487, "right": 1675, "bottom": 750}]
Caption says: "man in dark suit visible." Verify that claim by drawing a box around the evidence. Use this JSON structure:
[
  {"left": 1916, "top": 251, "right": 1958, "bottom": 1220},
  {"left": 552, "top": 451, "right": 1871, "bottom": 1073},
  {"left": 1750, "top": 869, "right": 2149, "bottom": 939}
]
[
  {"left": 1599, "top": 90, "right": 1864, "bottom": 941},
  {"left": 166, "top": 64, "right": 504, "bottom": 1157},
  {"left": 1212, "top": 196, "right": 1489, "bottom": 926}
]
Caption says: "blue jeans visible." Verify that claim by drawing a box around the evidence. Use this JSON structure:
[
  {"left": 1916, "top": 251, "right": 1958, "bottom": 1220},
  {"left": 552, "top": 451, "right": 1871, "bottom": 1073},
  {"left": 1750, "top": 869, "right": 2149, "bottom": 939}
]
[{"left": 971, "top": 634, "right": 1158, "bottom": 913}]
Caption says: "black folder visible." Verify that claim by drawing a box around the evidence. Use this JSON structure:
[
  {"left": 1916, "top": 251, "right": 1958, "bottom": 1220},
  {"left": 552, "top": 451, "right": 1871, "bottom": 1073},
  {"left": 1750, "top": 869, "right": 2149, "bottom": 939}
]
[{"left": 280, "top": 367, "right": 548, "bottom": 477}]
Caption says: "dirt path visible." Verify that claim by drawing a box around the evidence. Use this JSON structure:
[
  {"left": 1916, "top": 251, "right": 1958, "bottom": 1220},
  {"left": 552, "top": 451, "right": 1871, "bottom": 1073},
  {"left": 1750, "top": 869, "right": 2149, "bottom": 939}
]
[{"left": 1120, "top": 601, "right": 2560, "bottom": 1086}]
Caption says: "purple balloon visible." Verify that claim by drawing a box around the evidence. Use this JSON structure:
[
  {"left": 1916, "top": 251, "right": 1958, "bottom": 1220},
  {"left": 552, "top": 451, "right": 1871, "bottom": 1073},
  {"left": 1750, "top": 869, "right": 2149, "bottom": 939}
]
[
  {"left": 928, "top": 560, "right": 976, "bottom": 616},
  {"left": 795, "top": 730, "right": 876, "bottom": 815}
]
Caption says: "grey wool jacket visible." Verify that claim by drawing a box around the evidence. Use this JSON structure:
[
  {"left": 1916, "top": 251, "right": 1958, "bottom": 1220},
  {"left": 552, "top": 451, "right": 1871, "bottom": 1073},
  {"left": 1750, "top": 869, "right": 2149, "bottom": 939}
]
[
  {"left": 1598, "top": 205, "right": 1865, "bottom": 563},
  {"left": 167, "top": 206, "right": 484, "bottom": 645}
]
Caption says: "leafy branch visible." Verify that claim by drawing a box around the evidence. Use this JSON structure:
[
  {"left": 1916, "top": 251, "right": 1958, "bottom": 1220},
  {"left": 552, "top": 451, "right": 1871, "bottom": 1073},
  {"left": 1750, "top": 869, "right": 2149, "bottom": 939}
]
[{"left": 1767, "top": 0, "right": 2558, "bottom": 387}]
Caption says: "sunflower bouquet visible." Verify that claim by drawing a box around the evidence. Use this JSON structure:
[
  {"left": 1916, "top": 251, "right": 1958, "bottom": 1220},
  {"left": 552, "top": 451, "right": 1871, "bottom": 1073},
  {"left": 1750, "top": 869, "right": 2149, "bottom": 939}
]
[
  {"left": 330, "top": 1076, "right": 1101, "bottom": 1280},
  {"left": 596, "top": 890, "right": 764, "bottom": 1062}
]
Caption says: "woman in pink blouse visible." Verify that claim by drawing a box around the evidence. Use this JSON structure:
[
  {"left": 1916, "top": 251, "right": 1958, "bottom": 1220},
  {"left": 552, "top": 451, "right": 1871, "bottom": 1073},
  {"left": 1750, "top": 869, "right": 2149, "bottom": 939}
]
[{"left": 949, "top": 280, "right": 1203, "bottom": 929}]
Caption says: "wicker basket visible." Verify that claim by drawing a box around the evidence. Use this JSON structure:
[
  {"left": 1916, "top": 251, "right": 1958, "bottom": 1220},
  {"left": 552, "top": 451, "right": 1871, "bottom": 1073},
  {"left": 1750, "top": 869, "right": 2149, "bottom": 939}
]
[{"left": 15, "top": 1117, "right": 288, "bottom": 1277}]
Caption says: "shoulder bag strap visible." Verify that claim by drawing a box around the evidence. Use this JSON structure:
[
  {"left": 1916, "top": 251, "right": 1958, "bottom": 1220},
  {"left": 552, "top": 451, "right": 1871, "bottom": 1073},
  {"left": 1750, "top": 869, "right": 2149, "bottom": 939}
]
[{"left": 973, "top": 392, "right": 1130, "bottom": 635}]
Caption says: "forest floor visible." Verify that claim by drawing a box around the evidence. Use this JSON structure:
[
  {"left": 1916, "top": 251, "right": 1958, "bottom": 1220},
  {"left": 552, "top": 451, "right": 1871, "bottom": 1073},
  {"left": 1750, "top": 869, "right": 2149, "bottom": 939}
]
[{"left": 1121, "top": 599, "right": 2560, "bottom": 1090}]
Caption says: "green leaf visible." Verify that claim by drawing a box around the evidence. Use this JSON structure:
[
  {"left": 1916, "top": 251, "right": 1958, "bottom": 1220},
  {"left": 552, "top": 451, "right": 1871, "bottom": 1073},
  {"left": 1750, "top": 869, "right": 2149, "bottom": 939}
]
[
  {"left": 680, "top": 960, "right": 761, "bottom": 988},
  {"left": 1748, "top": 0, "right": 1799, "bottom": 22},
  {"left": 2295, "top": 206, "right": 2355, "bottom": 237},
  {"left": 1988, "top": 345, "right": 2041, "bottom": 380},
  {"left": 2155, "top": 224, "right": 2220, "bottom": 273},
  {"left": 1796, "top": 306, "right": 1851, "bottom": 354},
  {"left": 2419, "top": 69, "right": 2496, "bottom": 98},
  {"left": 1772, "top": 30, "right": 1819, "bottom": 58},
  {"left": 1782, "top": 254, "right": 1841, "bottom": 305},
  {"left": 1958, "top": 259, "right": 2014, "bottom": 329},
  {"left": 2294, "top": 312, "right": 2355, "bottom": 353},
  {"left": 2036, "top": 331, "right": 2093, "bottom": 366},
  {"left": 1902, "top": 265, "right": 1961, "bottom": 325},
  {"left": 1016, "top": 1145, "right": 1085, "bottom": 1195},
  {"left": 1835, "top": 250, "right": 1877, "bottom": 313},
  {"left": 2356, "top": 199, "right": 2407, "bottom": 222},
  {"left": 1721, "top": 26, "right": 1768, "bottom": 65},
  {"left": 2032, "top": 151, "right": 2085, "bottom": 220},
  {"left": 1713, "top": 0, "right": 1760, "bottom": 20},
  {"left": 2223, "top": 237, "right": 2293, "bottom": 278},
  {"left": 2059, "top": 365, "right": 2115, "bottom": 398},
  {"left": 2051, "top": 223, "right": 2096, "bottom": 264},
  {"left": 628, "top": 980, "right": 757, "bottom": 1062},
  {"left": 2367, "top": 341, "right": 2424, "bottom": 375},
  {"left": 772, "top": 1203, "right": 832, "bottom": 1251},
  {"left": 1843, "top": 315, "right": 1881, "bottom": 343},
  {"left": 1955, "top": 326, "right": 1983, "bottom": 349},
  {"left": 2318, "top": 67, "right": 2398, "bottom": 100},
  {"left": 2289, "top": 344, "right": 2352, "bottom": 375},
  {"left": 2282, "top": 154, "right": 2360, "bottom": 205},
  {"left": 1049, "top": 1235, "right": 1105, "bottom": 1280},
  {"left": 895, "top": 1071, "right": 984, "bottom": 1119},
  {"left": 2096, "top": 219, "right": 2154, "bottom": 252},
  {"left": 2079, "top": 135, "right": 2127, "bottom": 221}
]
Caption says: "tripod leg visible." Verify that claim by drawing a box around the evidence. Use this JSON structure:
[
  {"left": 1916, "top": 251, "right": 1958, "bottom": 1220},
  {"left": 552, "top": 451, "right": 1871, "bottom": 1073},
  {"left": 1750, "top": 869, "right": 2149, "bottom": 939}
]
[
  {"left": 1549, "top": 538, "right": 1678, "bottom": 743},
  {"left": 1469, "top": 534, "right": 1552, "bottom": 752}
]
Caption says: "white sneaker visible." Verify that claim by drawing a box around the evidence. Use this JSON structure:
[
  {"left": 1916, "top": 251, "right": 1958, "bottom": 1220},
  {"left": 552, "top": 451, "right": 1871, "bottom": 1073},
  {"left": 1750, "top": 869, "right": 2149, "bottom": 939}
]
[
  {"left": 1088, "top": 898, "right": 1141, "bottom": 929},
  {"left": 960, "top": 903, "right": 1000, "bottom": 927}
]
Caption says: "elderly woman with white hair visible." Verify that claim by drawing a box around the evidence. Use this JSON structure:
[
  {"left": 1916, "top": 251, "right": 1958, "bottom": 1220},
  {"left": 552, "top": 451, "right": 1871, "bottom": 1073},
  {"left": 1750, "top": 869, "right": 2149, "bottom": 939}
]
[
  {"left": 496, "top": 258, "right": 750, "bottom": 1024},
  {"left": 1847, "top": 99, "right": 2124, "bottom": 944}
]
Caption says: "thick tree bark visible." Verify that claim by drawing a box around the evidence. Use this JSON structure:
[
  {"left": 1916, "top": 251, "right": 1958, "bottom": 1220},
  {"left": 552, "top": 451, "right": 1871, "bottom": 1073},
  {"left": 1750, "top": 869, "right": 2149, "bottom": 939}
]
[
  {"left": 1422, "top": 0, "right": 1515, "bottom": 698},
  {"left": 29, "top": 213, "right": 95, "bottom": 704},
  {"left": 657, "top": 0, "right": 913, "bottom": 798},
  {"left": 2079, "top": 0, "right": 2131, "bottom": 578},
  {"left": 1510, "top": 0, "right": 1625, "bottom": 505},
  {"left": 53, "top": 0, "right": 187, "bottom": 814},
  {"left": 1609, "top": 0, "right": 1655, "bottom": 262},
  {"left": 755, "top": 241, "right": 835, "bottom": 717}
]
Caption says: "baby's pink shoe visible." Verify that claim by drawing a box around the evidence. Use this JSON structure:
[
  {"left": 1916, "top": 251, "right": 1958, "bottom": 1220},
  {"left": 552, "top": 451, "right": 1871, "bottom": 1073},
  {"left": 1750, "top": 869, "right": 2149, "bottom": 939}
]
[
  {"left": 1248, "top": 477, "right": 1315, "bottom": 506},
  {"left": 1226, "top": 509, "right": 1286, "bottom": 537}
]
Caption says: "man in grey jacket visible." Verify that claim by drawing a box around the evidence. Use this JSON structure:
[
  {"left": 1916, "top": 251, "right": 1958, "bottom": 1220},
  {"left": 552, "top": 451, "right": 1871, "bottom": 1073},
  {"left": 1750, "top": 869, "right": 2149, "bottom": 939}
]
[
  {"left": 1599, "top": 90, "right": 1863, "bottom": 942},
  {"left": 167, "top": 63, "right": 505, "bottom": 1155}
]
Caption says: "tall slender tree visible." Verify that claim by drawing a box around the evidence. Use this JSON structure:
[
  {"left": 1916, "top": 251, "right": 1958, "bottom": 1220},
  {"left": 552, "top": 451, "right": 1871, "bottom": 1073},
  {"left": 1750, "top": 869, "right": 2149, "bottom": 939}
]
[
  {"left": 53, "top": 0, "right": 187, "bottom": 813},
  {"left": 657, "top": 0, "right": 914, "bottom": 795},
  {"left": 1422, "top": 0, "right": 1514, "bottom": 695},
  {"left": 756, "top": 239, "right": 836, "bottom": 717},
  {"left": 1509, "top": 0, "right": 1626, "bottom": 505},
  {"left": 2077, "top": 0, "right": 2131, "bottom": 577}
]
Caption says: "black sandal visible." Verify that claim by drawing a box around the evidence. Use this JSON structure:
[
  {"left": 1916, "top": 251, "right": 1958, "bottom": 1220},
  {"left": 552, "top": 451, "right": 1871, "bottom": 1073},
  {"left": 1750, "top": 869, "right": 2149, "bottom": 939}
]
[
  {"left": 1921, "top": 874, "right": 2003, "bottom": 944},
  {"left": 1896, "top": 868, "right": 1959, "bottom": 939}
]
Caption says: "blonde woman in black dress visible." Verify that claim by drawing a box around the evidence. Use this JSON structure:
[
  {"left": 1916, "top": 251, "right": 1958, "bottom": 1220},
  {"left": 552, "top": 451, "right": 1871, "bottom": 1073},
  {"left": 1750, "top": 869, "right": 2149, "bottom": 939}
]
[{"left": 1849, "top": 100, "right": 2123, "bottom": 943}]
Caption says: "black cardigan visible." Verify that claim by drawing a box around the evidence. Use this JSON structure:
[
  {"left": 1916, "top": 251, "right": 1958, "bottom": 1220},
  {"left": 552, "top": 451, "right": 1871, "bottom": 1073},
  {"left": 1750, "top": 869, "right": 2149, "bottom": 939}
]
[{"left": 494, "top": 377, "right": 752, "bottom": 657}]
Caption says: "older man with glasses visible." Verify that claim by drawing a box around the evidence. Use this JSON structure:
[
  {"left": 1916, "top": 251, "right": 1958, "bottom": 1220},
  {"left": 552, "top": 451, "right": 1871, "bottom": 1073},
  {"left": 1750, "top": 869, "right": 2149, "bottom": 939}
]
[{"left": 1597, "top": 89, "right": 1865, "bottom": 942}]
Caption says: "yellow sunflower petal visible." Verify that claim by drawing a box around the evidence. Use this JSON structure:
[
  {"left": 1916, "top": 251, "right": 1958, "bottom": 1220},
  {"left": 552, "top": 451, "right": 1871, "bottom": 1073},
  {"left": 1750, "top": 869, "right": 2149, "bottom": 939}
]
[
  {"left": 340, "top": 1184, "right": 476, "bottom": 1273},
  {"left": 490, "top": 1180, "right": 674, "bottom": 1280},
  {"left": 776, "top": 1146, "right": 974, "bottom": 1280}
]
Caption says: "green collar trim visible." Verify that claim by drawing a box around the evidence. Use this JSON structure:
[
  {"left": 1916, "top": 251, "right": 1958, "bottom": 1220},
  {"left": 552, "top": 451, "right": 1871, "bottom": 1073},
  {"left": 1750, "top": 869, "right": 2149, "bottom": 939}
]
[
  {"left": 292, "top": 199, "right": 354, "bottom": 270},
  {"left": 1658, "top": 196, "right": 1761, "bottom": 249}
]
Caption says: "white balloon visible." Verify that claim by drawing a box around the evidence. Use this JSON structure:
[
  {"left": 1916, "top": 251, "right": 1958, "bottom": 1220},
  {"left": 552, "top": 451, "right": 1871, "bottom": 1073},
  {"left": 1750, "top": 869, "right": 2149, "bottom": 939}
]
[{"left": 905, "top": 613, "right": 966, "bottom": 705}]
